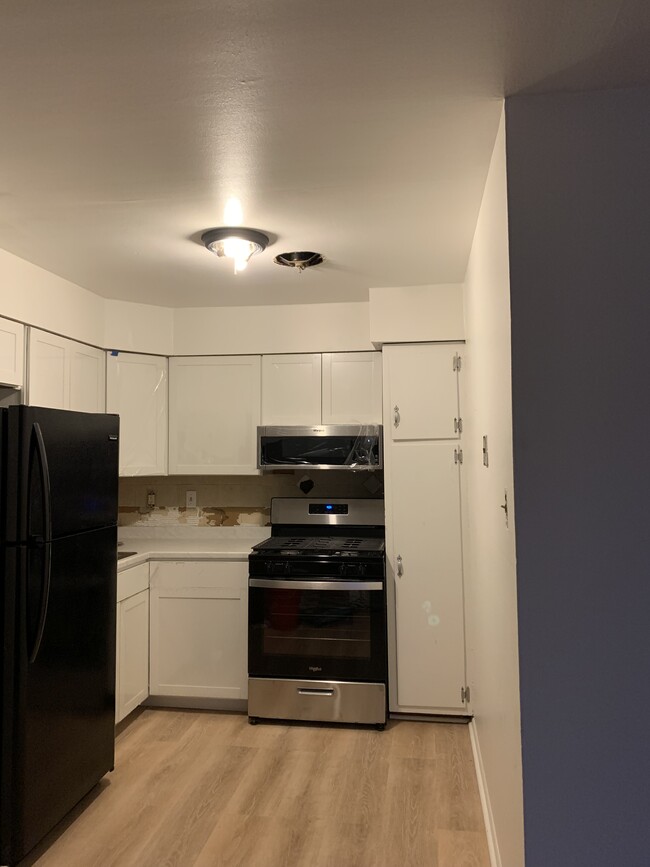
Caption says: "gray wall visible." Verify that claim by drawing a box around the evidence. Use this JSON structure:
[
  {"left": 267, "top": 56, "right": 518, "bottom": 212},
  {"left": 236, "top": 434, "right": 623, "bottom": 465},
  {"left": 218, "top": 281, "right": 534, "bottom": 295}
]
[{"left": 506, "top": 87, "right": 650, "bottom": 867}]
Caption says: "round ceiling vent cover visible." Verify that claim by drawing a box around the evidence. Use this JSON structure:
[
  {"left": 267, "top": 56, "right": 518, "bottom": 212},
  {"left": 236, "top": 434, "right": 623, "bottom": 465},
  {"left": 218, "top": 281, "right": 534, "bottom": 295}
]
[{"left": 273, "top": 251, "right": 324, "bottom": 271}]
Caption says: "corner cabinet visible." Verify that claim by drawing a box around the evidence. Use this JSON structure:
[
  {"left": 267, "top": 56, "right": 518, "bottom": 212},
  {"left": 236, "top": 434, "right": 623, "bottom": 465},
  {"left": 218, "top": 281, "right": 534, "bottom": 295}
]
[
  {"left": 168, "top": 355, "right": 261, "bottom": 475},
  {"left": 116, "top": 562, "right": 150, "bottom": 724},
  {"left": 0, "top": 317, "right": 25, "bottom": 388},
  {"left": 106, "top": 352, "right": 168, "bottom": 476},
  {"left": 383, "top": 343, "right": 467, "bottom": 714},
  {"left": 28, "top": 328, "right": 106, "bottom": 411},
  {"left": 149, "top": 560, "right": 248, "bottom": 700}
]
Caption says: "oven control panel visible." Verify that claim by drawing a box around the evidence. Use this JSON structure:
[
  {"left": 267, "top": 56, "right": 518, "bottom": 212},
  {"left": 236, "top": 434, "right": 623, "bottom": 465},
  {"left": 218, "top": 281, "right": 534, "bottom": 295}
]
[{"left": 308, "top": 503, "right": 348, "bottom": 515}]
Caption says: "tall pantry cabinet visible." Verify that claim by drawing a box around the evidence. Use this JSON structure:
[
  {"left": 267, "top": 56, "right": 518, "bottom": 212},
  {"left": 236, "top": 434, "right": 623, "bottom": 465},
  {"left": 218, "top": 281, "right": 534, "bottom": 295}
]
[{"left": 383, "top": 343, "right": 467, "bottom": 714}]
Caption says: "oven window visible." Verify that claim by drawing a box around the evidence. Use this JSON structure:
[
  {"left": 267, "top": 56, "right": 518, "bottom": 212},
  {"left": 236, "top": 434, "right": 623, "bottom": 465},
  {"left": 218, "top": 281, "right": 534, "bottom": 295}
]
[
  {"left": 249, "top": 584, "right": 387, "bottom": 682},
  {"left": 264, "top": 588, "right": 371, "bottom": 658}
]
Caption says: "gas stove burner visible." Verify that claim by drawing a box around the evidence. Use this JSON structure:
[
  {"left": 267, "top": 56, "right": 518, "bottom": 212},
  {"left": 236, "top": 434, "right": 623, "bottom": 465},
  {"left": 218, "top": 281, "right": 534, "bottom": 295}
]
[{"left": 253, "top": 535, "right": 385, "bottom": 555}]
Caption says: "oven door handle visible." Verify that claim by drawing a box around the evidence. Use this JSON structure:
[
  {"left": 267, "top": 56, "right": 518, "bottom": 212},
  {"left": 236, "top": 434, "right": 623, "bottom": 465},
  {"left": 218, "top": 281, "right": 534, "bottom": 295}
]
[{"left": 249, "top": 578, "right": 384, "bottom": 591}]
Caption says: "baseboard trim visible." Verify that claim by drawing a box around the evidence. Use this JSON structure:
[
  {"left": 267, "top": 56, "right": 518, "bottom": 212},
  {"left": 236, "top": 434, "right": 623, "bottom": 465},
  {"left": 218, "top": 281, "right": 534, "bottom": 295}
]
[
  {"left": 469, "top": 719, "right": 501, "bottom": 867},
  {"left": 144, "top": 696, "right": 248, "bottom": 713},
  {"left": 389, "top": 711, "right": 471, "bottom": 724}
]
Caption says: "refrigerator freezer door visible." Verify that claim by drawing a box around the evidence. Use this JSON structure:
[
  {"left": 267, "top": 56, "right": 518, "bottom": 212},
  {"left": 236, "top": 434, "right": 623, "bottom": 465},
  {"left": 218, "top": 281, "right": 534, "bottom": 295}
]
[
  {"left": 0, "top": 546, "right": 18, "bottom": 864},
  {"left": 7, "top": 526, "right": 117, "bottom": 864},
  {"left": 6, "top": 406, "right": 119, "bottom": 543}
]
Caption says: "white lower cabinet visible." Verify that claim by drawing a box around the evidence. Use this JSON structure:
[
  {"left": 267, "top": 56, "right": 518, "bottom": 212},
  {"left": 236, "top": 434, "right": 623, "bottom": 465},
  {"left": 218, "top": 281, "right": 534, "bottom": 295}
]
[
  {"left": 116, "top": 563, "right": 150, "bottom": 724},
  {"left": 387, "top": 440, "right": 465, "bottom": 712},
  {"left": 149, "top": 560, "right": 248, "bottom": 700}
]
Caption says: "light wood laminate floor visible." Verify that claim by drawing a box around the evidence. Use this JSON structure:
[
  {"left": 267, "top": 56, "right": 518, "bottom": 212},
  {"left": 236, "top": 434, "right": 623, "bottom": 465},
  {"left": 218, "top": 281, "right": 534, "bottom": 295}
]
[{"left": 23, "top": 709, "right": 490, "bottom": 867}]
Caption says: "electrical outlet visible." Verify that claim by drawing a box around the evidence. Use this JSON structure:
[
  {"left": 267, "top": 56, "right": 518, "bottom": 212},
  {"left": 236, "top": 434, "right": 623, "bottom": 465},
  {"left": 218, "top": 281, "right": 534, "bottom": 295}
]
[
  {"left": 146, "top": 490, "right": 156, "bottom": 508},
  {"left": 186, "top": 490, "right": 197, "bottom": 509}
]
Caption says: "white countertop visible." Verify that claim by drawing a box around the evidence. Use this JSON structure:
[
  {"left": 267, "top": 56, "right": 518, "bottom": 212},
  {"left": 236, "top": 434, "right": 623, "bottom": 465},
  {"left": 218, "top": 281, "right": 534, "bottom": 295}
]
[{"left": 116, "top": 526, "right": 270, "bottom": 571}]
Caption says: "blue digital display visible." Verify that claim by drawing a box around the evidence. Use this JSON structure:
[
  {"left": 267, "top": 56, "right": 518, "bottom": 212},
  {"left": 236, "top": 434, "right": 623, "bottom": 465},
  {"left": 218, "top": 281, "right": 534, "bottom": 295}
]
[{"left": 309, "top": 503, "right": 348, "bottom": 515}]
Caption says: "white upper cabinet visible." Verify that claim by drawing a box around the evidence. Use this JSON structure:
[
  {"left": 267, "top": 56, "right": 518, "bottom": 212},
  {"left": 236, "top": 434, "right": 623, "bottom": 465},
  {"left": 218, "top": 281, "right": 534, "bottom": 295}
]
[
  {"left": 106, "top": 352, "right": 168, "bottom": 476},
  {"left": 0, "top": 317, "right": 25, "bottom": 388},
  {"left": 384, "top": 343, "right": 459, "bottom": 441},
  {"left": 28, "top": 330, "right": 69, "bottom": 408},
  {"left": 69, "top": 342, "right": 106, "bottom": 412},
  {"left": 28, "top": 328, "right": 105, "bottom": 412},
  {"left": 321, "top": 352, "right": 382, "bottom": 424},
  {"left": 262, "top": 351, "right": 382, "bottom": 425},
  {"left": 169, "top": 355, "right": 261, "bottom": 475},
  {"left": 262, "top": 353, "right": 322, "bottom": 425}
]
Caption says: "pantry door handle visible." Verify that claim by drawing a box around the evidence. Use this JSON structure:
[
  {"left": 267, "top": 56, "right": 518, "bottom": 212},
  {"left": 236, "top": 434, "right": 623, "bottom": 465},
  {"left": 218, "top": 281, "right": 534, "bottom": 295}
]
[
  {"left": 396, "top": 554, "right": 403, "bottom": 577},
  {"left": 394, "top": 405, "right": 400, "bottom": 427}
]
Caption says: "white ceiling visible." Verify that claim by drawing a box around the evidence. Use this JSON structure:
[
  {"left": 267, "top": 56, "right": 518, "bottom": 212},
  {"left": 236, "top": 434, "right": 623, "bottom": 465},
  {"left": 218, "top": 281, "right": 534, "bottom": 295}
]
[{"left": 0, "top": 0, "right": 648, "bottom": 308}]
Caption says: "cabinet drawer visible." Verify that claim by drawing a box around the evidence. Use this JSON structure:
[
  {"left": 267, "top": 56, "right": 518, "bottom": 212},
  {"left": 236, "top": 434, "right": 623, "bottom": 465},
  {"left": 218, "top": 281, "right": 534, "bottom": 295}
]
[
  {"left": 149, "top": 559, "right": 248, "bottom": 591},
  {"left": 117, "top": 562, "right": 150, "bottom": 603}
]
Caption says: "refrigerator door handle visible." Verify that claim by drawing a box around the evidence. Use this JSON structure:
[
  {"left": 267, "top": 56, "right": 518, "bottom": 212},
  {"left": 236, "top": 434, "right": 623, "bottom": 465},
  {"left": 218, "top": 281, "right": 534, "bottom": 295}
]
[
  {"left": 32, "top": 422, "right": 52, "bottom": 543},
  {"left": 28, "top": 423, "right": 53, "bottom": 664},
  {"left": 28, "top": 541, "right": 51, "bottom": 664}
]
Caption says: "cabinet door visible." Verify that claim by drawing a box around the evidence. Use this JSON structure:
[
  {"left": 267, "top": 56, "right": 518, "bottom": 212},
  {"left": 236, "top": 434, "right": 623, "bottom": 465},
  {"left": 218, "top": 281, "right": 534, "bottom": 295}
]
[
  {"left": 169, "top": 355, "right": 261, "bottom": 475},
  {"left": 384, "top": 344, "right": 460, "bottom": 441},
  {"left": 388, "top": 440, "right": 465, "bottom": 711},
  {"left": 116, "top": 589, "right": 150, "bottom": 724},
  {"left": 27, "top": 329, "right": 69, "bottom": 409},
  {"left": 149, "top": 560, "right": 248, "bottom": 700},
  {"left": 0, "top": 317, "right": 25, "bottom": 387},
  {"left": 69, "top": 342, "right": 106, "bottom": 412},
  {"left": 106, "top": 352, "right": 168, "bottom": 476},
  {"left": 321, "top": 352, "right": 382, "bottom": 424},
  {"left": 262, "top": 354, "right": 322, "bottom": 424}
]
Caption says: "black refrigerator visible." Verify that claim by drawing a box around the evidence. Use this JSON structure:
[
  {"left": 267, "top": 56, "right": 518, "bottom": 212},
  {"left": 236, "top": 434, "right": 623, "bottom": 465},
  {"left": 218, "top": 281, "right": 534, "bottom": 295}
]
[{"left": 0, "top": 405, "right": 119, "bottom": 866}]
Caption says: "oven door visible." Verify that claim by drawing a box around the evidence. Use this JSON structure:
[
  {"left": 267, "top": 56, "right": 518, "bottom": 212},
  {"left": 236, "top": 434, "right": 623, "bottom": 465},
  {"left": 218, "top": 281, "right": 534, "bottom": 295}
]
[{"left": 248, "top": 578, "right": 387, "bottom": 683}]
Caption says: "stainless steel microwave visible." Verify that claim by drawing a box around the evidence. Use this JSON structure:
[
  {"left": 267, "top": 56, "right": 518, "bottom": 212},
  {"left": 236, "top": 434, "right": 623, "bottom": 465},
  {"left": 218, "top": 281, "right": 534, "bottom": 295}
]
[{"left": 257, "top": 425, "right": 383, "bottom": 471}]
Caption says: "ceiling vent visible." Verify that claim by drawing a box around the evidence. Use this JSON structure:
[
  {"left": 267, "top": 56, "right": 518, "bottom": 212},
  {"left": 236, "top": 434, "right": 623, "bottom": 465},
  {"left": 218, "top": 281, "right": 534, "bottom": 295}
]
[{"left": 274, "top": 251, "right": 324, "bottom": 272}]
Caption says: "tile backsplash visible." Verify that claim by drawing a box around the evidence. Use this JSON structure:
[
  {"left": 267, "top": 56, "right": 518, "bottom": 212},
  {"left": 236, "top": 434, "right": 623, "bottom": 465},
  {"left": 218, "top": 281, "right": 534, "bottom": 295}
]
[{"left": 118, "top": 471, "right": 384, "bottom": 528}]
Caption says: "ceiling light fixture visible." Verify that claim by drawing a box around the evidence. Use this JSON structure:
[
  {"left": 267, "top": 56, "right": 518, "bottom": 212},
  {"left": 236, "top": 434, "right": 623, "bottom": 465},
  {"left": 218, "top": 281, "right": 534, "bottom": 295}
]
[
  {"left": 274, "top": 251, "right": 324, "bottom": 272},
  {"left": 201, "top": 227, "right": 270, "bottom": 274}
]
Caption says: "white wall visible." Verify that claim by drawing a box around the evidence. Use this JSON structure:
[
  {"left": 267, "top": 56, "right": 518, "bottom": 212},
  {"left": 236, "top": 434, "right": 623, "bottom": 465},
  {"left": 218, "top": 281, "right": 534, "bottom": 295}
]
[
  {"left": 0, "top": 244, "right": 462, "bottom": 357},
  {"left": 462, "top": 107, "right": 524, "bottom": 867},
  {"left": 369, "top": 283, "right": 464, "bottom": 345},
  {"left": 0, "top": 247, "right": 376, "bottom": 354},
  {"left": 104, "top": 299, "right": 174, "bottom": 355},
  {"left": 0, "top": 247, "right": 106, "bottom": 347},
  {"left": 0, "top": 247, "right": 174, "bottom": 354},
  {"left": 172, "top": 302, "right": 374, "bottom": 355}
]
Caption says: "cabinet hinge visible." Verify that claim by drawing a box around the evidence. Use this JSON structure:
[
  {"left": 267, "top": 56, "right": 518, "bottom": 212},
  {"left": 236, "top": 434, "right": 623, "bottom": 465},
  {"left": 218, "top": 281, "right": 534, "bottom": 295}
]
[
  {"left": 454, "top": 417, "right": 463, "bottom": 434},
  {"left": 453, "top": 353, "right": 462, "bottom": 372},
  {"left": 454, "top": 448, "right": 463, "bottom": 465},
  {"left": 461, "top": 686, "right": 471, "bottom": 704}
]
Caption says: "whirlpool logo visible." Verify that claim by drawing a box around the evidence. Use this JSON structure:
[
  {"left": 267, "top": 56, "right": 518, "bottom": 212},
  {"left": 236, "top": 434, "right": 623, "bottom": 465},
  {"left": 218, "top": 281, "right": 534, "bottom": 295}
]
[{"left": 309, "top": 666, "right": 323, "bottom": 673}]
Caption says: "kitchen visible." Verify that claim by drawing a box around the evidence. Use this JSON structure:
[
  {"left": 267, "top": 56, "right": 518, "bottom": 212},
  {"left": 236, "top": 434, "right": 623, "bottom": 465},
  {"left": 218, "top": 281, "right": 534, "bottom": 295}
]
[{"left": 1, "top": 3, "right": 649, "bottom": 867}]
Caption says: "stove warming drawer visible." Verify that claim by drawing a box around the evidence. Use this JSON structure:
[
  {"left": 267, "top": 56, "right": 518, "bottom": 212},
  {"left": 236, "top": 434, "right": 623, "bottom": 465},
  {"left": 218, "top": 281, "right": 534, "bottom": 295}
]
[{"left": 248, "top": 678, "right": 386, "bottom": 726}]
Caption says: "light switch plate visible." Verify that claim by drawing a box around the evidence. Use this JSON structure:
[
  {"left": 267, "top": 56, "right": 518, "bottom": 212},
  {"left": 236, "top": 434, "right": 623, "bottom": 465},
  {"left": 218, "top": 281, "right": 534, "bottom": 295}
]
[{"left": 186, "top": 490, "right": 197, "bottom": 509}]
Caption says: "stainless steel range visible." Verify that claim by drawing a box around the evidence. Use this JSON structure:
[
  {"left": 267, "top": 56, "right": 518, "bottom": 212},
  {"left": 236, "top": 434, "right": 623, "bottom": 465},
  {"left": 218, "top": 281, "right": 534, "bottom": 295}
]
[{"left": 248, "top": 498, "right": 387, "bottom": 728}]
